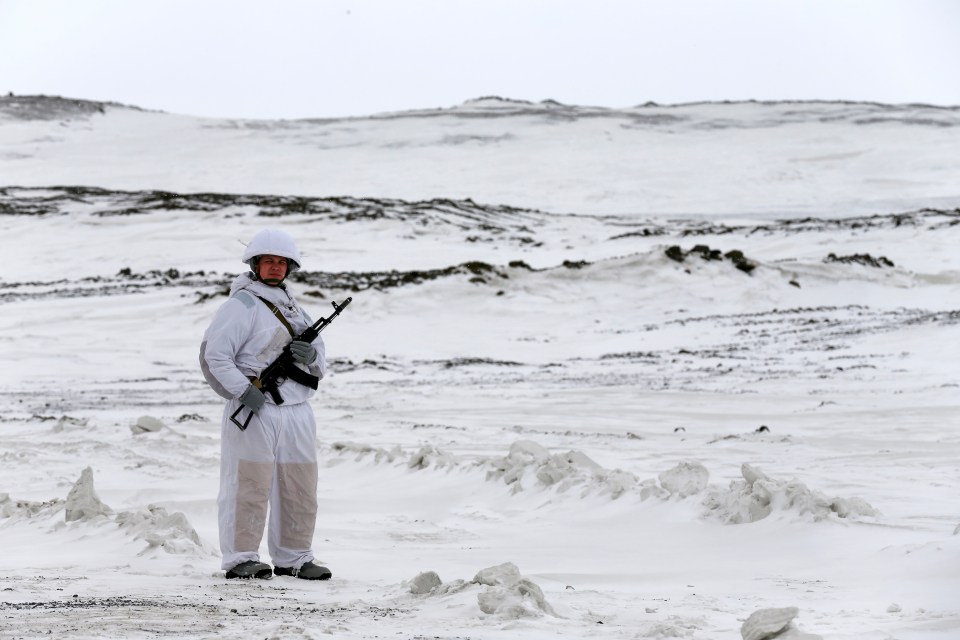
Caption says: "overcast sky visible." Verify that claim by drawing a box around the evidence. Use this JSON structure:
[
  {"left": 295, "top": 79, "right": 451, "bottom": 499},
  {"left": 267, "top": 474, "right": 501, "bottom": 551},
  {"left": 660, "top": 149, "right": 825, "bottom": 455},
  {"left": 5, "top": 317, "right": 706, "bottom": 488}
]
[{"left": 2, "top": 0, "right": 959, "bottom": 119}]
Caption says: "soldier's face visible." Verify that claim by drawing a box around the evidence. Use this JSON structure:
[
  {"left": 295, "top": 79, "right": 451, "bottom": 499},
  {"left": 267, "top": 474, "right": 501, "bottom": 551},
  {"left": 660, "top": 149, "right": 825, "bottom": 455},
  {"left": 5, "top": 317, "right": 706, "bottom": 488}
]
[{"left": 258, "top": 255, "right": 288, "bottom": 285}]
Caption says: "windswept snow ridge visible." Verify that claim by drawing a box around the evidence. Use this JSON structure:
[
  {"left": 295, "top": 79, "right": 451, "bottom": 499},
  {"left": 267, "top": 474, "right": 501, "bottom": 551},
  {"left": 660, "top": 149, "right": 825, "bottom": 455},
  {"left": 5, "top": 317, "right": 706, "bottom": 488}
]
[
  {"left": 1, "top": 467, "right": 208, "bottom": 557},
  {"left": 703, "top": 463, "right": 879, "bottom": 524},
  {"left": 330, "top": 439, "right": 877, "bottom": 526}
]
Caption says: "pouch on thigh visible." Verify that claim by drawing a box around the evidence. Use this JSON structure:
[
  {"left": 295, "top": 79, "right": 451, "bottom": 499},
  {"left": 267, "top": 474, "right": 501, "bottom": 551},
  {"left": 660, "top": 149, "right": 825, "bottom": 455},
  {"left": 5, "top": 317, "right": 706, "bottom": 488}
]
[
  {"left": 277, "top": 462, "right": 318, "bottom": 549},
  {"left": 234, "top": 460, "right": 274, "bottom": 552}
]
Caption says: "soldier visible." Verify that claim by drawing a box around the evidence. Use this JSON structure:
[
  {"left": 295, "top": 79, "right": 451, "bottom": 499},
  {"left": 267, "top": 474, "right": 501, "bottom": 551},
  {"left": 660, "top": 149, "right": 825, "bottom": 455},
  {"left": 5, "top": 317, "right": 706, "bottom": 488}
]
[{"left": 200, "top": 228, "right": 331, "bottom": 580}]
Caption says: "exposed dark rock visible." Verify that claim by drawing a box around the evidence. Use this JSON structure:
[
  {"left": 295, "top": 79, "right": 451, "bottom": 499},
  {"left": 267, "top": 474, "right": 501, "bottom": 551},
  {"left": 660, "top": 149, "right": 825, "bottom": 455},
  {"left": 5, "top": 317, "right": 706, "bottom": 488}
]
[
  {"left": 664, "top": 245, "right": 756, "bottom": 274},
  {"left": 665, "top": 245, "right": 685, "bottom": 262},
  {"left": 600, "top": 352, "right": 658, "bottom": 360},
  {"left": 724, "top": 250, "right": 756, "bottom": 273},
  {"left": 0, "top": 186, "right": 546, "bottom": 236},
  {"left": 824, "top": 253, "right": 895, "bottom": 268},
  {"left": 426, "top": 357, "right": 525, "bottom": 368},
  {"left": 0, "top": 95, "right": 134, "bottom": 120}
]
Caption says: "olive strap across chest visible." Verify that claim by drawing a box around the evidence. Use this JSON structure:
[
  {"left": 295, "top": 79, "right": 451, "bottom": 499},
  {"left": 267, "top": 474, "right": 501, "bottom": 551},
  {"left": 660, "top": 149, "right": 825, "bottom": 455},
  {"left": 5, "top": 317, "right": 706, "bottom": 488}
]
[{"left": 253, "top": 295, "right": 296, "bottom": 338}]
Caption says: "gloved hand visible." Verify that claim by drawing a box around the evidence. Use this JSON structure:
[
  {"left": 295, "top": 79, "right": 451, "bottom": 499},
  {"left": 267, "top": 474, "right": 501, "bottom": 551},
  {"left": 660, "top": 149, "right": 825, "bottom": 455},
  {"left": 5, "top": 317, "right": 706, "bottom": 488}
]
[
  {"left": 288, "top": 340, "right": 317, "bottom": 365},
  {"left": 239, "top": 384, "right": 265, "bottom": 413}
]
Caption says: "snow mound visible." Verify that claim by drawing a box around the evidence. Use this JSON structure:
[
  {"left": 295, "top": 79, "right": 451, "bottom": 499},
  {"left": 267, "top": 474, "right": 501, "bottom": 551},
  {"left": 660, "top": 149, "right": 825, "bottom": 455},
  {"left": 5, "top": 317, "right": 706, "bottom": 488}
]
[
  {"left": 65, "top": 466, "right": 113, "bottom": 522},
  {"left": 407, "top": 445, "right": 459, "bottom": 470},
  {"left": 638, "top": 616, "right": 703, "bottom": 638},
  {"left": 262, "top": 622, "right": 328, "bottom": 639},
  {"left": 330, "top": 439, "right": 720, "bottom": 504},
  {"left": 51, "top": 415, "right": 89, "bottom": 433},
  {"left": 400, "top": 563, "right": 557, "bottom": 618},
  {"left": 1, "top": 468, "right": 108, "bottom": 525},
  {"left": 742, "top": 607, "right": 798, "bottom": 640},
  {"left": 658, "top": 461, "right": 710, "bottom": 498},
  {"left": 741, "top": 606, "right": 823, "bottom": 640},
  {"left": 408, "top": 570, "right": 443, "bottom": 594},
  {"left": 130, "top": 415, "right": 165, "bottom": 435},
  {"left": 704, "top": 464, "right": 880, "bottom": 524},
  {"left": 485, "top": 440, "right": 638, "bottom": 498},
  {"left": 3, "top": 470, "right": 206, "bottom": 556},
  {"left": 330, "top": 441, "right": 400, "bottom": 464},
  {"left": 0, "top": 493, "right": 64, "bottom": 521},
  {"left": 334, "top": 441, "right": 852, "bottom": 527},
  {"left": 115, "top": 505, "right": 206, "bottom": 555},
  {"left": 7, "top": 467, "right": 205, "bottom": 555},
  {"left": 485, "top": 443, "right": 713, "bottom": 502},
  {"left": 472, "top": 562, "right": 557, "bottom": 618}
]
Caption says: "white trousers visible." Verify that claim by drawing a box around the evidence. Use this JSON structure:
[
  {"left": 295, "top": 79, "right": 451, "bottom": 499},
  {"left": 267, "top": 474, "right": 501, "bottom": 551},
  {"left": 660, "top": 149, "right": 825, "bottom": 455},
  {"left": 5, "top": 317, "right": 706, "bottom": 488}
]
[{"left": 218, "top": 399, "right": 319, "bottom": 571}]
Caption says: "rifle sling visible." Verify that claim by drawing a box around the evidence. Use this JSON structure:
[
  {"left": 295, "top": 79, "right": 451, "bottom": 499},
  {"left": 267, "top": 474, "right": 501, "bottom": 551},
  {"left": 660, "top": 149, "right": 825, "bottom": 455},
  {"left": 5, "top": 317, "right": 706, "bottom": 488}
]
[
  {"left": 253, "top": 295, "right": 296, "bottom": 338},
  {"left": 284, "top": 363, "right": 320, "bottom": 390}
]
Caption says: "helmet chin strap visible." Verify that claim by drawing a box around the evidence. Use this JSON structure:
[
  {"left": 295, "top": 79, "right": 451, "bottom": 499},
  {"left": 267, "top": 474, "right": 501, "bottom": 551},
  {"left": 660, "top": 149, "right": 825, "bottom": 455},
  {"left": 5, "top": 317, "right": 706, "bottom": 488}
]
[{"left": 252, "top": 272, "right": 285, "bottom": 287}]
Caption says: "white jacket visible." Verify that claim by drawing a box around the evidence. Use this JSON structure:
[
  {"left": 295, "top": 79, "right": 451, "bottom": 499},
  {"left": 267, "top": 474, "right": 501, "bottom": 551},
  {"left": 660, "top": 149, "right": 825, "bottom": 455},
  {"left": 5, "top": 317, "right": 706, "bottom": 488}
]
[{"left": 200, "top": 273, "right": 326, "bottom": 405}]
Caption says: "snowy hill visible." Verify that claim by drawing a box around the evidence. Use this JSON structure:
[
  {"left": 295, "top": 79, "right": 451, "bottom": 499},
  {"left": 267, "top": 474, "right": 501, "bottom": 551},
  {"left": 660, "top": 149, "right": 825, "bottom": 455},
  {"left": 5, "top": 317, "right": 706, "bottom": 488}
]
[
  {"left": 2, "top": 94, "right": 959, "bottom": 216},
  {"left": 1, "top": 96, "right": 959, "bottom": 639}
]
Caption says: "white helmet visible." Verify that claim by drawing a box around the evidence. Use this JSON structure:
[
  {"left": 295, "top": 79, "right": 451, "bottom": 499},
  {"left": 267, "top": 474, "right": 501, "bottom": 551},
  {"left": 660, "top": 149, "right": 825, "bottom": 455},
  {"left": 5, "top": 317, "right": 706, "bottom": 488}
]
[{"left": 241, "top": 228, "right": 302, "bottom": 272}]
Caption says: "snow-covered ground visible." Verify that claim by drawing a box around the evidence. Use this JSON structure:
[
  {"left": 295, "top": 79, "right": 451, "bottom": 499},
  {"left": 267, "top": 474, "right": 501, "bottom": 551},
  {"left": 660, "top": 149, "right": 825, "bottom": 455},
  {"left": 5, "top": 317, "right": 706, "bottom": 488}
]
[{"left": 0, "top": 96, "right": 958, "bottom": 639}]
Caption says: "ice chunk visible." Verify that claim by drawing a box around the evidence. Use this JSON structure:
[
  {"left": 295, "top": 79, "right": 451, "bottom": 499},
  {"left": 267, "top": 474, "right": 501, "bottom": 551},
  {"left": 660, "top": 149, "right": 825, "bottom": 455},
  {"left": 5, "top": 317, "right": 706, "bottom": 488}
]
[
  {"left": 131, "top": 415, "right": 165, "bottom": 435},
  {"left": 704, "top": 464, "right": 879, "bottom": 524},
  {"left": 659, "top": 460, "right": 710, "bottom": 497},
  {"left": 473, "top": 562, "right": 556, "bottom": 618},
  {"left": 115, "top": 505, "right": 203, "bottom": 555},
  {"left": 473, "top": 562, "right": 521, "bottom": 586},
  {"left": 409, "top": 571, "right": 442, "bottom": 594},
  {"left": 741, "top": 607, "right": 798, "bottom": 640},
  {"left": 64, "top": 466, "right": 113, "bottom": 522}
]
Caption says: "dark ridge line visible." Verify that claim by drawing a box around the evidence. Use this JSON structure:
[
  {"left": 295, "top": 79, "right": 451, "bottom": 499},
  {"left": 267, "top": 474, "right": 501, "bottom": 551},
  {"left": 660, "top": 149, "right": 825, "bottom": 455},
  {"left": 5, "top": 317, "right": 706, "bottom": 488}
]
[
  {"left": 608, "top": 208, "right": 960, "bottom": 240},
  {"left": 6, "top": 186, "right": 958, "bottom": 229},
  {"left": 0, "top": 184, "right": 538, "bottom": 209},
  {"left": 0, "top": 258, "right": 598, "bottom": 304},
  {"left": 354, "top": 98, "right": 960, "bottom": 126},
  {"left": 0, "top": 93, "right": 148, "bottom": 111},
  {"left": 664, "top": 305, "right": 871, "bottom": 326},
  {"left": 248, "top": 97, "right": 960, "bottom": 121},
  {"left": 5, "top": 94, "right": 959, "bottom": 124},
  {"left": 664, "top": 305, "right": 960, "bottom": 332},
  {"left": 311, "top": 98, "right": 960, "bottom": 125},
  {"left": 0, "top": 185, "right": 550, "bottom": 221},
  {"left": 411, "top": 357, "right": 527, "bottom": 368},
  {"left": 626, "top": 98, "right": 960, "bottom": 111}
]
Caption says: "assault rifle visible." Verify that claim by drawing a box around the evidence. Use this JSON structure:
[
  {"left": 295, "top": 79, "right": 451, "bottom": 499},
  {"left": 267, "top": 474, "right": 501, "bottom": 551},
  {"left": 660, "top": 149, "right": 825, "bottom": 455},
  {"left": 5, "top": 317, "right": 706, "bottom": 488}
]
[{"left": 231, "top": 297, "right": 352, "bottom": 430}]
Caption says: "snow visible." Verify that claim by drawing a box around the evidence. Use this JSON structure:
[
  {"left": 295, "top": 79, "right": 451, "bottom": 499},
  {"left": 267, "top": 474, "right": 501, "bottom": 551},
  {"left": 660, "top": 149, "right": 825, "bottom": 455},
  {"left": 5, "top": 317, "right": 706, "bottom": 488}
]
[
  {"left": 0, "top": 96, "right": 958, "bottom": 638},
  {"left": 2, "top": 96, "right": 960, "bottom": 217}
]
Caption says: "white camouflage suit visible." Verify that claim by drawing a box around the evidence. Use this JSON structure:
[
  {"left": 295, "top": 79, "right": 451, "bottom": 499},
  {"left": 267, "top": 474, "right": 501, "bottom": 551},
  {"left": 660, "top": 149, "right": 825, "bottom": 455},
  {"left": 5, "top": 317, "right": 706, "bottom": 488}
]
[{"left": 199, "top": 233, "right": 326, "bottom": 573}]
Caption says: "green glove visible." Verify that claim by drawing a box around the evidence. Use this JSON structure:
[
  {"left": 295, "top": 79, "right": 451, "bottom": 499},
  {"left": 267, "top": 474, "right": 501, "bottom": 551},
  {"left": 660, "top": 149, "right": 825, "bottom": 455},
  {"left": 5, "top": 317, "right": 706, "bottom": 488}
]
[
  {"left": 289, "top": 340, "right": 317, "bottom": 365},
  {"left": 239, "top": 384, "right": 265, "bottom": 412}
]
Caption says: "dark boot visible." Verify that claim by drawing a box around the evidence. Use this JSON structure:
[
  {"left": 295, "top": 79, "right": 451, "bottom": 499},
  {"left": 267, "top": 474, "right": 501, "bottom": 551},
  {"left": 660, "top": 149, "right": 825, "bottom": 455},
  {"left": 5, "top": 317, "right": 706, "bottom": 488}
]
[
  {"left": 274, "top": 560, "right": 332, "bottom": 580},
  {"left": 225, "top": 560, "right": 273, "bottom": 579}
]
